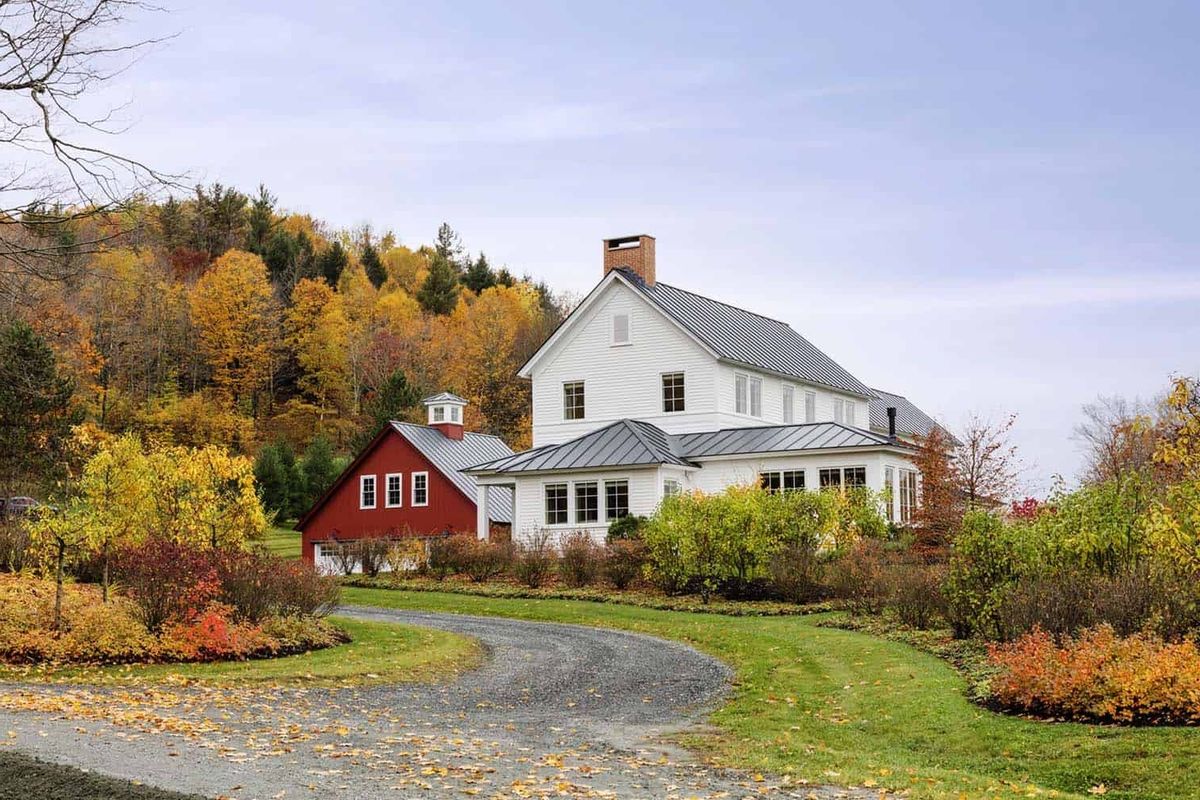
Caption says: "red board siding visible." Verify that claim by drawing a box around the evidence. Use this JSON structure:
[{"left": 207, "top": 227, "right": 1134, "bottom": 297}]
[{"left": 298, "top": 431, "right": 477, "bottom": 563}]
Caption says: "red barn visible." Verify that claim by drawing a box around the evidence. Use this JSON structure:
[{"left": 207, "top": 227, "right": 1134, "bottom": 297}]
[{"left": 297, "top": 393, "right": 513, "bottom": 571}]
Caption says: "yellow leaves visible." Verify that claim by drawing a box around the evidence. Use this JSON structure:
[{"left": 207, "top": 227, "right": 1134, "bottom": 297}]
[
  {"left": 287, "top": 278, "right": 353, "bottom": 414},
  {"left": 189, "top": 249, "right": 278, "bottom": 408}
]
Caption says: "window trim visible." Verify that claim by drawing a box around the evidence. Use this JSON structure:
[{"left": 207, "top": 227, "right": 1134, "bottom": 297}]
[
  {"left": 544, "top": 482, "right": 569, "bottom": 526},
  {"left": 662, "top": 371, "right": 686, "bottom": 413},
  {"left": 384, "top": 472, "right": 403, "bottom": 508},
  {"left": 563, "top": 380, "right": 585, "bottom": 421},
  {"left": 411, "top": 471, "right": 429, "bottom": 507},
  {"left": 604, "top": 479, "right": 630, "bottom": 521},
  {"left": 359, "top": 474, "right": 377, "bottom": 510},
  {"left": 611, "top": 312, "right": 631, "bottom": 346},
  {"left": 574, "top": 481, "right": 599, "bottom": 524}
]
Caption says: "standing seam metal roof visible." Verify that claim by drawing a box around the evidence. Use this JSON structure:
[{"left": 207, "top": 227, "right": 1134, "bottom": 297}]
[
  {"left": 467, "top": 420, "right": 906, "bottom": 475},
  {"left": 391, "top": 422, "right": 514, "bottom": 522},
  {"left": 616, "top": 269, "right": 873, "bottom": 398},
  {"left": 868, "top": 388, "right": 959, "bottom": 444}
]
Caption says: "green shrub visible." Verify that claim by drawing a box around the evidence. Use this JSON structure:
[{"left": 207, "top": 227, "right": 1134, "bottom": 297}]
[
  {"left": 1030, "top": 476, "right": 1151, "bottom": 575},
  {"left": 558, "top": 531, "right": 602, "bottom": 587},
  {"left": 943, "top": 511, "right": 1039, "bottom": 639},
  {"left": 606, "top": 514, "right": 647, "bottom": 542}
]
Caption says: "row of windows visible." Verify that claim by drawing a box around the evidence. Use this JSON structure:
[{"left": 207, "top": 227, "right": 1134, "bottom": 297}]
[
  {"left": 545, "top": 479, "right": 630, "bottom": 525},
  {"left": 757, "top": 466, "right": 867, "bottom": 493},
  {"left": 359, "top": 472, "right": 429, "bottom": 510},
  {"left": 561, "top": 374, "right": 858, "bottom": 425},
  {"left": 563, "top": 373, "right": 686, "bottom": 420}
]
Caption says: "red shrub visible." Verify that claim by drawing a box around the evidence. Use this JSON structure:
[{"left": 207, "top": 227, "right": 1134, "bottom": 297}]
[
  {"left": 989, "top": 625, "right": 1200, "bottom": 724},
  {"left": 115, "top": 540, "right": 220, "bottom": 633}
]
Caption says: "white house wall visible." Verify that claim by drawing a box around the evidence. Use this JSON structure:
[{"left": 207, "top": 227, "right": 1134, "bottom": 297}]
[
  {"left": 530, "top": 281, "right": 720, "bottom": 446},
  {"left": 712, "top": 362, "right": 868, "bottom": 430},
  {"left": 510, "top": 467, "right": 664, "bottom": 545}
]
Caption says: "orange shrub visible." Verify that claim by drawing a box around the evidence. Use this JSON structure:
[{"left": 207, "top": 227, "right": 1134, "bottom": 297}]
[{"left": 989, "top": 625, "right": 1200, "bottom": 724}]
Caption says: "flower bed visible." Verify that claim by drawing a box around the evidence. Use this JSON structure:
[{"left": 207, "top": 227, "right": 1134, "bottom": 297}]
[{"left": 0, "top": 573, "right": 345, "bottom": 667}]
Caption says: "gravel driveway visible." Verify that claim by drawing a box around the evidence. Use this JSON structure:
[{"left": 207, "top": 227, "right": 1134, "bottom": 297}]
[{"left": 0, "top": 607, "right": 873, "bottom": 799}]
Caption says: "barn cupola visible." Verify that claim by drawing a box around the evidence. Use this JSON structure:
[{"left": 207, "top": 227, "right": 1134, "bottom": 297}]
[{"left": 423, "top": 392, "right": 467, "bottom": 440}]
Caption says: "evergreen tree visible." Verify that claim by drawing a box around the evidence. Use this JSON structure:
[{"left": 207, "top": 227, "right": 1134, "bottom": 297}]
[
  {"left": 245, "top": 184, "right": 276, "bottom": 254},
  {"left": 253, "top": 443, "right": 289, "bottom": 515},
  {"left": 316, "top": 240, "right": 349, "bottom": 287},
  {"left": 300, "top": 436, "right": 339, "bottom": 510},
  {"left": 434, "top": 222, "right": 465, "bottom": 273},
  {"left": 276, "top": 443, "right": 305, "bottom": 519},
  {"left": 495, "top": 267, "right": 516, "bottom": 287},
  {"left": 156, "top": 196, "right": 190, "bottom": 252},
  {"left": 362, "top": 241, "right": 387, "bottom": 289},
  {"left": 416, "top": 253, "right": 460, "bottom": 314},
  {"left": 264, "top": 228, "right": 296, "bottom": 286},
  {"left": 462, "top": 252, "right": 496, "bottom": 293},
  {"left": 355, "top": 370, "right": 420, "bottom": 450},
  {"left": 0, "top": 322, "right": 78, "bottom": 495}
]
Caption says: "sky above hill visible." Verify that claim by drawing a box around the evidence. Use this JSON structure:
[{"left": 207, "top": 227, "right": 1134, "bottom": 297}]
[{"left": 110, "top": 1, "right": 1200, "bottom": 491}]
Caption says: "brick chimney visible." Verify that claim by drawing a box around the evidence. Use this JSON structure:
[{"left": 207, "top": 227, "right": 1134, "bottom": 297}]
[
  {"left": 423, "top": 392, "right": 467, "bottom": 440},
  {"left": 603, "top": 234, "right": 655, "bottom": 285}
]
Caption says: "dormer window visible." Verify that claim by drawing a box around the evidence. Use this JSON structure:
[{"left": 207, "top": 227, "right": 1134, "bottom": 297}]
[
  {"left": 433, "top": 406, "right": 446, "bottom": 422},
  {"left": 450, "top": 405, "right": 460, "bottom": 423},
  {"left": 612, "top": 312, "right": 630, "bottom": 345}
]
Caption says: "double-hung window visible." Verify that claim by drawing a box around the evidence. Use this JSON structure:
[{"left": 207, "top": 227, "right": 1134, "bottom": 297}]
[
  {"left": 833, "top": 398, "right": 846, "bottom": 424},
  {"left": 759, "top": 470, "right": 805, "bottom": 493},
  {"left": 359, "top": 475, "right": 376, "bottom": 509},
  {"left": 563, "top": 381, "right": 585, "bottom": 420},
  {"left": 883, "top": 466, "right": 895, "bottom": 522},
  {"left": 545, "top": 483, "right": 568, "bottom": 525},
  {"left": 782, "top": 386, "right": 795, "bottom": 424},
  {"left": 846, "top": 401, "right": 856, "bottom": 427},
  {"left": 735, "top": 374, "right": 748, "bottom": 414},
  {"left": 411, "top": 472, "right": 429, "bottom": 506},
  {"left": 433, "top": 406, "right": 446, "bottom": 422},
  {"left": 575, "top": 481, "right": 599, "bottom": 524},
  {"left": 804, "top": 390, "right": 817, "bottom": 423},
  {"left": 662, "top": 372, "right": 685, "bottom": 413},
  {"left": 605, "top": 480, "right": 629, "bottom": 520},
  {"left": 750, "top": 377, "right": 762, "bottom": 417},
  {"left": 663, "top": 479, "right": 682, "bottom": 498},
  {"left": 385, "top": 473, "right": 403, "bottom": 508}
]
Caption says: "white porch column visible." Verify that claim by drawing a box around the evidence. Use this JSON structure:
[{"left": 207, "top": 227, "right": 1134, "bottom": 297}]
[{"left": 475, "top": 484, "right": 490, "bottom": 540}]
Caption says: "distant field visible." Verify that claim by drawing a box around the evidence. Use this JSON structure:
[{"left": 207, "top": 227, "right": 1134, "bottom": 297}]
[{"left": 261, "top": 524, "right": 301, "bottom": 559}]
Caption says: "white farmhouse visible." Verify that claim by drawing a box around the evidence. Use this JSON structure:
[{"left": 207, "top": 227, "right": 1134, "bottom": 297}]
[{"left": 467, "top": 235, "right": 947, "bottom": 543}]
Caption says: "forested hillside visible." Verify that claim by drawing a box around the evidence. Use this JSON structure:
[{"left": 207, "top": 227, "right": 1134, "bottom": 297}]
[{"left": 0, "top": 184, "right": 569, "bottom": 497}]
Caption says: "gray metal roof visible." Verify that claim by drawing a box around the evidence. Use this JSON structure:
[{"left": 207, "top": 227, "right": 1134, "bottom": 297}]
[
  {"left": 392, "top": 422, "right": 514, "bottom": 522},
  {"left": 466, "top": 419, "right": 693, "bottom": 475},
  {"left": 618, "top": 269, "right": 873, "bottom": 398},
  {"left": 674, "top": 421, "right": 898, "bottom": 458},
  {"left": 868, "top": 388, "right": 959, "bottom": 444},
  {"left": 468, "top": 419, "right": 908, "bottom": 476},
  {"left": 421, "top": 391, "right": 467, "bottom": 405}
]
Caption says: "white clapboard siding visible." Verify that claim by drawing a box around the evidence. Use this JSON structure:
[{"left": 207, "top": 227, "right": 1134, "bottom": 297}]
[{"left": 510, "top": 467, "right": 663, "bottom": 545}]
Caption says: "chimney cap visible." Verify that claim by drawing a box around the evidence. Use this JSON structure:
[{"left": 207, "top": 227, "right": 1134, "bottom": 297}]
[
  {"left": 604, "top": 234, "right": 655, "bottom": 249},
  {"left": 422, "top": 392, "right": 467, "bottom": 407}
]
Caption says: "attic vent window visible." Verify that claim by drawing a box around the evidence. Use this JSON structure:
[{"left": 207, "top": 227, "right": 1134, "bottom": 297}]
[{"left": 612, "top": 313, "right": 630, "bottom": 345}]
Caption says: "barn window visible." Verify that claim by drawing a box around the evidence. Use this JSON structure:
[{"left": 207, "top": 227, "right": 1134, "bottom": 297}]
[
  {"left": 545, "top": 483, "right": 568, "bottom": 525},
  {"left": 411, "top": 472, "right": 428, "bottom": 506},
  {"left": 359, "top": 475, "right": 376, "bottom": 509},
  {"left": 605, "top": 480, "right": 629, "bottom": 520},
  {"left": 563, "top": 381, "right": 585, "bottom": 420},
  {"left": 662, "top": 372, "right": 685, "bottom": 413},
  {"left": 385, "top": 473, "right": 403, "bottom": 507},
  {"left": 575, "top": 482, "right": 598, "bottom": 524},
  {"left": 433, "top": 406, "right": 445, "bottom": 422}
]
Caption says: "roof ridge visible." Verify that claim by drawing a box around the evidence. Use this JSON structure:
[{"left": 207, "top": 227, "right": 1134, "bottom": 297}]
[
  {"left": 620, "top": 418, "right": 672, "bottom": 458},
  {"left": 391, "top": 420, "right": 508, "bottom": 441}
]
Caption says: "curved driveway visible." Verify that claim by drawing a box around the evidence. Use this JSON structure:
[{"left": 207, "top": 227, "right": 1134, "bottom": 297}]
[{"left": 0, "top": 607, "right": 870, "bottom": 799}]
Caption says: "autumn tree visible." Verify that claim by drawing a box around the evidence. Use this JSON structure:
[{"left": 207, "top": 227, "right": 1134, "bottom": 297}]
[
  {"left": 189, "top": 249, "right": 278, "bottom": 413},
  {"left": 0, "top": 321, "right": 77, "bottom": 495},
  {"left": 80, "top": 432, "right": 152, "bottom": 599},
  {"left": 910, "top": 425, "right": 964, "bottom": 551},
  {"left": 956, "top": 413, "right": 1020, "bottom": 509},
  {"left": 1073, "top": 395, "right": 1159, "bottom": 483},
  {"left": 286, "top": 278, "right": 352, "bottom": 415},
  {"left": 27, "top": 499, "right": 98, "bottom": 630}
]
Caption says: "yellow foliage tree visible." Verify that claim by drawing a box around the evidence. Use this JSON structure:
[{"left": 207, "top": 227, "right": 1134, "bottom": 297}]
[
  {"left": 26, "top": 500, "right": 101, "bottom": 629},
  {"left": 189, "top": 249, "right": 278, "bottom": 413},
  {"left": 1146, "top": 377, "right": 1200, "bottom": 572},
  {"left": 80, "top": 433, "right": 153, "bottom": 599},
  {"left": 380, "top": 245, "right": 429, "bottom": 293},
  {"left": 287, "top": 278, "right": 353, "bottom": 415}
]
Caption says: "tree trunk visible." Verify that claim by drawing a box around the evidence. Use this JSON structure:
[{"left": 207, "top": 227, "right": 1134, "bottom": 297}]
[
  {"left": 54, "top": 541, "right": 65, "bottom": 632},
  {"left": 101, "top": 542, "right": 110, "bottom": 603}
]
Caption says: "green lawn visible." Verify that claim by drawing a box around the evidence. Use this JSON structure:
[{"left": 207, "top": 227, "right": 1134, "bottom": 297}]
[
  {"left": 259, "top": 524, "right": 302, "bottom": 559},
  {"left": 3, "top": 617, "right": 481, "bottom": 687},
  {"left": 343, "top": 587, "right": 1200, "bottom": 800}
]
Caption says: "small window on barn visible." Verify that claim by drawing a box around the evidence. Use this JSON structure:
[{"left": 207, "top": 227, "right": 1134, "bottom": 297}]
[
  {"left": 433, "top": 406, "right": 446, "bottom": 422},
  {"left": 359, "top": 475, "right": 377, "bottom": 509},
  {"left": 450, "top": 405, "right": 460, "bottom": 423},
  {"left": 411, "top": 472, "right": 428, "bottom": 506},
  {"left": 385, "top": 473, "right": 403, "bottom": 507}
]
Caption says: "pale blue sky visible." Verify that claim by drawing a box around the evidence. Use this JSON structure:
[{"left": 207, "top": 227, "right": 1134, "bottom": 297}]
[{"left": 111, "top": 1, "right": 1200, "bottom": 490}]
